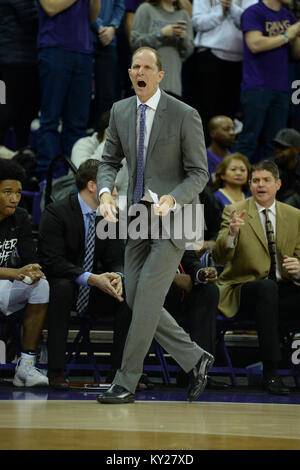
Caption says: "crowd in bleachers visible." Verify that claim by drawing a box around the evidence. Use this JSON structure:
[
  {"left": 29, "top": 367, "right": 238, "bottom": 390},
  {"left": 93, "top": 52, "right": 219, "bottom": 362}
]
[{"left": 1, "top": 0, "right": 300, "bottom": 397}]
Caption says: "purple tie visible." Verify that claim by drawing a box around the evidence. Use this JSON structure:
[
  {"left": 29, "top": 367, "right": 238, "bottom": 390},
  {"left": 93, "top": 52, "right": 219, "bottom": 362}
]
[{"left": 133, "top": 104, "right": 147, "bottom": 204}]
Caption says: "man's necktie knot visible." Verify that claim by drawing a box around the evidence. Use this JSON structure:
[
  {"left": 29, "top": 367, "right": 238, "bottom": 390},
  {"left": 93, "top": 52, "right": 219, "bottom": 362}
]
[{"left": 133, "top": 104, "right": 148, "bottom": 204}]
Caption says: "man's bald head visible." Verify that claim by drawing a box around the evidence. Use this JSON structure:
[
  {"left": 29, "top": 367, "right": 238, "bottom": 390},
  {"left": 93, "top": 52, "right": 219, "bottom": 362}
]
[
  {"left": 208, "top": 115, "right": 235, "bottom": 148},
  {"left": 208, "top": 115, "right": 234, "bottom": 133}
]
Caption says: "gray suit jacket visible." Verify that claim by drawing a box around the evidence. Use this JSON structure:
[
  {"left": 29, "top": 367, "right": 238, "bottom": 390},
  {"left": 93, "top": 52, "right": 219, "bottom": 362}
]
[{"left": 97, "top": 90, "right": 209, "bottom": 249}]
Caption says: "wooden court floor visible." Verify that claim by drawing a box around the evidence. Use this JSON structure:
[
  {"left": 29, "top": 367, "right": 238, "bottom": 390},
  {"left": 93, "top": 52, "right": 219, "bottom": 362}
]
[{"left": 1, "top": 399, "right": 300, "bottom": 450}]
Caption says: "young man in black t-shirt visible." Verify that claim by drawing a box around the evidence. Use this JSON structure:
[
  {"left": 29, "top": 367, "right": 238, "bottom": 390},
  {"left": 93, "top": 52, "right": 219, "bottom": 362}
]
[{"left": 0, "top": 159, "right": 49, "bottom": 387}]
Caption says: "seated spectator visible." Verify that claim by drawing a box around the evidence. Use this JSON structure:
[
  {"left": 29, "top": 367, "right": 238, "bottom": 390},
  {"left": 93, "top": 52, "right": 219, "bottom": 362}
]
[
  {"left": 212, "top": 153, "right": 251, "bottom": 211},
  {"left": 71, "top": 111, "right": 110, "bottom": 169},
  {"left": 38, "top": 159, "right": 127, "bottom": 390},
  {"left": 192, "top": 0, "right": 257, "bottom": 141},
  {"left": 164, "top": 250, "right": 229, "bottom": 389},
  {"left": 0, "top": 159, "right": 49, "bottom": 387},
  {"left": 273, "top": 128, "right": 300, "bottom": 209},
  {"left": 213, "top": 160, "right": 300, "bottom": 395},
  {"left": 235, "top": 0, "right": 300, "bottom": 163},
  {"left": 206, "top": 116, "right": 236, "bottom": 182},
  {"left": 130, "top": 0, "right": 194, "bottom": 99}
]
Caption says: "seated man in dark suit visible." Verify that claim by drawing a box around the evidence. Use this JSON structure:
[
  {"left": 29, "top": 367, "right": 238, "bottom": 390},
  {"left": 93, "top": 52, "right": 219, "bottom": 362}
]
[
  {"left": 38, "top": 159, "right": 126, "bottom": 389},
  {"left": 0, "top": 159, "right": 49, "bottom": 388},
  {"left": 164, "top": 249, "right": 229, "bottom": 389}
]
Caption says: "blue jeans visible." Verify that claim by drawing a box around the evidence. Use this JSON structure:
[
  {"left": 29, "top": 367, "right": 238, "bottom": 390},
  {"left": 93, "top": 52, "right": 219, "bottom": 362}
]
[
  {"left": 236, "top": 89, "right": 290, "bottom": 163},
  {"left": 93, "top": 44, "right": 117, "bottom": 127},
  {"left": 37, "top": 47, "right": 93, "bottom": 174}
]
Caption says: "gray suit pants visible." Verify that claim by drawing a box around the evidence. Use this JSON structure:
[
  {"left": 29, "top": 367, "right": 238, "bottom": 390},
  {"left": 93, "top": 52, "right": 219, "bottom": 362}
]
[{"left": 114, "top": 235, "right": 205, "bottom": 393}]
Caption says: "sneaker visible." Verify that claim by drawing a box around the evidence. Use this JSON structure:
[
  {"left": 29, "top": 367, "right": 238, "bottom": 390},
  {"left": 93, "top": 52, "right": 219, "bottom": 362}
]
[{"left": 13, "top": 358, "right": 49, "bottom": 387}]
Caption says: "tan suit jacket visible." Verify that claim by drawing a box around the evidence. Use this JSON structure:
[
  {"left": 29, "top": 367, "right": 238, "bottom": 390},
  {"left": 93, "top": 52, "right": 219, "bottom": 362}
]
[{"left": 213, "top": 197, "right": 300, "bottom": 318}]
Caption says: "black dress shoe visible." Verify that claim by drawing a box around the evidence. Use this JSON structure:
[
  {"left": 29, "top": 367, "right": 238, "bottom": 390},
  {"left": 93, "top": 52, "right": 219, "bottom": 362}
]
[
  {"left": 187, "top": 351, "right": 214, "bottom": 402},
  {"left": 206, "top": 376, "right": 230, "bottom": 390},
  {"left": 263, "top": 376, "right": 290, "bottom": 395},
  {"left": 48, "top": 372, "right": 70, "bottom": 391},
  {"left": 137, "top": 373, "right": 155, "bottom": 391},
  {"left": 97, "top": 384, "right": 135, "bottom": 404}
]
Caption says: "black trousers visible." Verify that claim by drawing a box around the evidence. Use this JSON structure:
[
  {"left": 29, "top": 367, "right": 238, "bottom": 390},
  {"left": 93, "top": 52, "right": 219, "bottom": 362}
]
[
  {"left": 164, "top": 282, "right": 220, "bottom": 356},
  {"left": 46, "top": 278, "right": 130, "bottom": 372},
  {"left": 238, "top": 279, "right": 300, "bottom": 364},
  {"left": 0, "top": 64, "right": 40, "bottom": 148},
  {"left": 193, "top": 50, "right": 242, "bottom": 144}
]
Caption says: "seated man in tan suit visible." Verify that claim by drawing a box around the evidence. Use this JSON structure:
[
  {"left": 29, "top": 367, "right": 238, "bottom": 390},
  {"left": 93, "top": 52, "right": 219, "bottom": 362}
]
[{"left": 213, "top": 160, "right": 300, "bottom": 395}]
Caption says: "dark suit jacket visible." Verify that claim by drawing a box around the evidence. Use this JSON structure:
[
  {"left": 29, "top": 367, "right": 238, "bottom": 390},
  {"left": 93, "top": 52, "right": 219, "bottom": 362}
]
[
  {"left": 165, "top": 250, "right": 205, "bottom": 310},
  {"left": 38, "top": 192, "right": 124, "bottom": 281}
]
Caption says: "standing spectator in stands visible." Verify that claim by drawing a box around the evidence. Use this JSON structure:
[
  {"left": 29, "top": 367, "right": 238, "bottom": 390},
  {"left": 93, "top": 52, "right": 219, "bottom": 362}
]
[
  {"left": 119, "top": 1, "right": 192, "bottom": 99},
  {"left": 130, "top": 0, "right": 194, "bottom": 99},
  {"left": 116, "top": 0, "right": 145, "bottom": 100},
  {"left": 125, "top": 0, "right": 192, "bottom": 40},
  {"left": 288, "top": 0, "right": 300, "bottom": 131},
  {"left": 273, "top": 128, "right": 300, "bottom": 208},
  {"left": 124, "top": 0, "right": 146, "bottom": 41},
  {"left": 212, "top": 153, "right": 251, "bottom": 211},
  {"left": 0, "top": 159, "right": 49, "bottom": 388},
  {"left": 36, "top": 0, "right": 101, "bottom": 180},
  {"left": 236, "top": 0, "right": 300, "bottom": 163},
  {"left": 91, "top": 0, "right": 125, "bottom": 128},
  {"left": 192, "top": 0, "right": 257, "bottom": 142},
  {"left": 206, "top": 115, "right": 236, "bottom": 182},
  {"left": 0, "top": 0, "right": 40, "bottom": 159}
]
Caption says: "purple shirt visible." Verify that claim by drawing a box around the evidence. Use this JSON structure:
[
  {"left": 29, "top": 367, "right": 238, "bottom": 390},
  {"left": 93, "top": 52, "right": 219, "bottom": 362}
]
[
  {"left": 37, "top": 0, "right": 93, "bottom": 54},
  {"left": 241, "top": 2, "right": 296, "bottom": 92},
  {"left": 214, "top": 189, "right": 250, "bottom": 211},
  {"left": 207, "top": 149, "right": 226, "bottom": 179}
]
